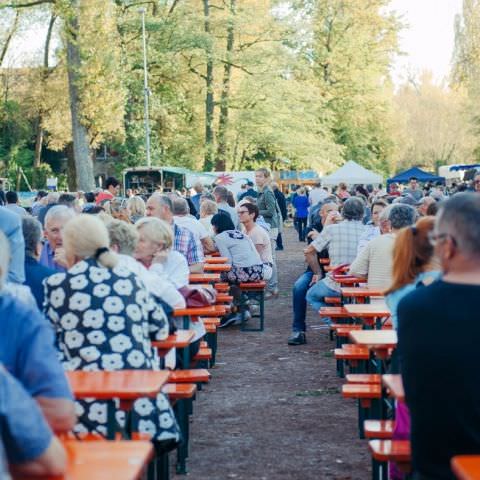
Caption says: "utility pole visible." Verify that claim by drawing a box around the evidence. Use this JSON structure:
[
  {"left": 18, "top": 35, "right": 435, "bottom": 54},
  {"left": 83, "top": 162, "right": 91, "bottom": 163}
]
[{"left": 139, "top": 8, "right": 151, "bottom": 167}]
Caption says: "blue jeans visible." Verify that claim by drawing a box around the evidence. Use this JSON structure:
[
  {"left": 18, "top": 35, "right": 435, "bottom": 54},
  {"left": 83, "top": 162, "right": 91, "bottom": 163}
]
[
  {"left": 306, "top": 278, "right": 340, "bottom": 324},
  {"left": 291, "top": 271, "right": 313, "bottom": 333}
]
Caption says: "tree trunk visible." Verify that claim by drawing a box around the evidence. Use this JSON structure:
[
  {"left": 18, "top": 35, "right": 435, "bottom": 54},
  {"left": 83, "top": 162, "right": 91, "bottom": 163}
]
[
  {"left": 65, "top": 0, "right": 95, "bottom": 191},
  {"left": 203, "top": 0, "right": 215, "bottom": 171},
  {"left": 34, "top": 13, "right": 56, "bottom": 172},
  {"left": 65, "top": 142, "right": 77, "bottom": 191},
  {"left": 0, "top": 10, "right": 20, "bottom": 67},
  {"left": 215, "top": 0, "right": 235, "bottom": 171}
]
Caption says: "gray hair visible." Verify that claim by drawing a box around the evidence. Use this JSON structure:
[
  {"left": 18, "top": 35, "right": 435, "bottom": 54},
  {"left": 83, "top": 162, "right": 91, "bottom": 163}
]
[
  {"left": 0, "top": 231, "right": 10, "bottom": 289},
  {"left": 379, "top": 204, "right": 394, "bottom": 223},
  {"left": 388, "top": 204, "right": 417, "bottom": 229},
  {"left": 200, "top": 199, "right": 218, "bottom": 217},
  {"left": 22, "top": 216, "right": 42, "bottom": 257},
  {"left": 44, "top": 205, "right": 75, "bottom": 226},
  {"left": 342, "top": 197, "right": 365, "bottom": 221},
  {"left": 150, "top": 193, "right": 172, "bottom": 212},
  {"left": 200, "top": 193, "right": 215, "bottom": 203},
  {"left": 107, "top": 219, "right": 139, "bottom": 256},
  {"left": 213, "top": 186, "right": 228, "bottom": 201},
  {"left": 437, "top": 192, "right": 480, "bottom": 258},
  {"left": 172, "top": 197, "right": 190, "bottom": 216}
]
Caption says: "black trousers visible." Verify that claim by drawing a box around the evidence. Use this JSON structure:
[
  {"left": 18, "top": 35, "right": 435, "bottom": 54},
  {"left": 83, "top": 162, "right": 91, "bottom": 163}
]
[{"left": 295, "top": 217, "right": 307, "bottom": 241}]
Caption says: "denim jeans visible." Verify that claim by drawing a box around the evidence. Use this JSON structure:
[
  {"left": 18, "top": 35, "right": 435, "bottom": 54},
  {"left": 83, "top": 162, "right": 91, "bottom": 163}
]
[
  {"left": 268, "top": 228, "right": 278, "bottom": 292},
  {"left": 291, "top": 271, "right": 313, "bottom": 332},
  {"left": 306, "top": 278, "right": 340, "bottom": 323}
]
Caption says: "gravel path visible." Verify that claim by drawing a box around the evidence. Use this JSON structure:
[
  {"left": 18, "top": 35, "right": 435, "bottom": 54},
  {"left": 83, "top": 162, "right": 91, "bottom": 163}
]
[{"left": 173, "top": 226, "right": 371, "bottom": 480}]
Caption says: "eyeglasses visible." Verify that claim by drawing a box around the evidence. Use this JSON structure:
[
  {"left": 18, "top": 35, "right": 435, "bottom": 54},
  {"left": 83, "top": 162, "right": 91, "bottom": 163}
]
[{"left": 428, "top": 231, "right": 456, "bottom": 247}]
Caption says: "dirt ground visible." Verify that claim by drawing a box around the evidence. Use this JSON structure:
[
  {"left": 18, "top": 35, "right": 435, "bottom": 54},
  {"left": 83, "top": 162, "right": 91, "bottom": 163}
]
[{"left": 174, "top": 226, "right": 371, "bottom": 480}]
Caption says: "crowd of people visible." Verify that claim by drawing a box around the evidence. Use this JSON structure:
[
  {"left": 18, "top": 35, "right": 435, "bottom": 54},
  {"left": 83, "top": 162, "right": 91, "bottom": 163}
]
[
  {"left": 286, "top": 173, "right": 480, "bottom": 480},
  {"left": 0, "top": 167, "right": 285, "bottom": 475},
  {"left": 0, "top": 167, "right": 479, "bottom": 478}
]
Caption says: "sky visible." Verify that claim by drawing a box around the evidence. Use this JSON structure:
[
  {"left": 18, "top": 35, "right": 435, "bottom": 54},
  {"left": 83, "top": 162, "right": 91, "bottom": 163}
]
[
  {"left": 5, "top": 0, "right": 464, "bottom": 85},
  {"left": 389, "top": 0, "right": 464, "bottom": 85}
]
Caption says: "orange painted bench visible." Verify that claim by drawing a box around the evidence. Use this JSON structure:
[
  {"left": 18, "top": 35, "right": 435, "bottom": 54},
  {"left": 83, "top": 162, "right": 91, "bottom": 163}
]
[
  {"left": 188, "top": 273, "right": 221, "bottom": 283},
  {"left": 369, "top": 439, "right": 411, "bottom": 473},
  {"left": 204, "top": 263, "right": 232, "bottom": 273},
  {"left": 205, "top": 256, "right": 228, "bottom": 264},
  {"left": 364, "top": 420, "right": 394, "bottom": 439},
  {"left": 346, "top": 373, "right": 381, "bottom": 384},
  {"left": 451, "top": 456, "right": 480, "bottom": 480},
  {"left": 169, "top": 369, "right": 210, "bottom": 384}
]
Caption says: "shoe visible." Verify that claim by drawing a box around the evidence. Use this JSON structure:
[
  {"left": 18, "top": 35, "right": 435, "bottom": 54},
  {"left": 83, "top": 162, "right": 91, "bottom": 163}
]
[
  {"left": 288, "top": 332, "right": 306, "bottom": 345},
  {"left": 275, "top": 247, "right": 284, "bottom": 251},
  {"left": 219, "top": 314, "right": 240, "bottom": 328},
  {"left": 265, "top": 289, "right": 279, "bottom": 300}
]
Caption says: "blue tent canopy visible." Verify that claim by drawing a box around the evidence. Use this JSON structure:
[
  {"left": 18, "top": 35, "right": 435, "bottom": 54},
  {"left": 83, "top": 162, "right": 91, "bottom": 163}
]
[{"left": 387, "top": 167, "right": 445, "bottom": 185}]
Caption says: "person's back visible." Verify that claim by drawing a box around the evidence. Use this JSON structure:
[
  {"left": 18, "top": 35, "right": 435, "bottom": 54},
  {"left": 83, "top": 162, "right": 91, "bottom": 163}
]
[
  {"left": 293, "top": 194, "right": 309, "bottom": 218},
  {"left": 398, "top": 281, "right": 480, "bottom": 478},
  {"left": 398, "top": 193, "right": 480, "bottom": 479},
  {"left": 247, "top": 224, "right": 273, "bottom": 264},
  {"left": 215, "top": 230, "right": 261, "bottom": 267}
]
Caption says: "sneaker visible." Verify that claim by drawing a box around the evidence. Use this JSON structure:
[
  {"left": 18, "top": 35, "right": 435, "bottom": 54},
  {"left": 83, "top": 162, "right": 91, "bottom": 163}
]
[
  {"left": 265, "top": 289, "right": 279, "bottom": 300},
  {"left": 219, "top": 314, "right": 240, "bottom": 328},
  {"left": 287, "top": 331, "right": 306, "bottom": 345}
]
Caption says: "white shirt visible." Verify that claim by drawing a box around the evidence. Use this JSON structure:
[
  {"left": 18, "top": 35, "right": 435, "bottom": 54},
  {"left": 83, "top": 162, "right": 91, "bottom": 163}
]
[
  {"left": 117, "top": 254, "right": 185, "bottom": 308},
  {"left": 151, "top": 250, "right": 190, "bottom": 289},
  {"left": 174, "top": 215, "right": 209, "bottom": 240},
  {"left": 309, "top": 187, "right": 328, "bottom": 206},
  {"left": 5, "top": 204, "right": 27, "bottom": 217}
]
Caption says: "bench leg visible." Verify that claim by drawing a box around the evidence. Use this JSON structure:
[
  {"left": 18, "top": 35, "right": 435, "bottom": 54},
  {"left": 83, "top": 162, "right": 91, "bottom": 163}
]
[
  {"left": 241, "top": 291, "right": 265, "bottom": 332},
  {"left": 175, "top": 399, "right": 189, "bottom": 475}
]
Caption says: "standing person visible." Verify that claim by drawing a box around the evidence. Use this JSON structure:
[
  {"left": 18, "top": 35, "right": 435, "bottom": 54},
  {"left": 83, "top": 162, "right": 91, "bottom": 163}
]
[
  {"left": 255, "top": 168, "right": 280, "bottom": 298},
  {"left": 190, "top": 181, "right": 204, "bottom": 216},
  {"left": 398, "top": 193, "right": 480, "bottom": 479},
  {"left": 336, "top": 182, "right": 350, "bottom": 200},
  {"left": 272, "top": 183, "right": 287, "bottom": 250},
  {"left": 0, "top": 207, "right": 25, "bottom": 283},
  {"left": 293, "top": 187, "right": 309, "bottom": 242},
  {"left": 31, "top": 190, "right": 48, "bottom": 217},
  {"left": 238, "top": 180, "right": 258, "bottom": 202},
  {"left": 309, "top": 181, "right": 328, "bottom": 207},
  {"left": 95, "top": 176, "right": 120, "bottom": 204},
  {"left": 5, "top": 191, "right": 27, "bottom": 217},
  {"left": 403, "top": 176, "right": 423, "bottom": 202}
]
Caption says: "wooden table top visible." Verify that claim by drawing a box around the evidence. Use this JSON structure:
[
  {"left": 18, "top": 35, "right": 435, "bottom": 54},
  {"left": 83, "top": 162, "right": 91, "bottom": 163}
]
[
  {"left": 205, "top": 257, "right": 228, "bottom": 264},
  {"left": 152, "top": 330, "right": 195, "bottom": 350},
  {"left": 203, "top": 264, "right": 232, "bottom": 272},
  {"left": 344, "top": 303, "right": 391, "bottom": 317},
  {"left": 66, "top": 370, "right": 170, "bottom": 400},
  {"left": 173, "top": 304, "right": 227, "bottom": 317},
  {"left": 189, "top": 273, "right": 221, "bottom": 283},
  {"left": 35, "top": 440, "right": 154, "bottom": 480},
  {"left": 341, "top": 287, "right": 385, "bottom": 298},
  {"left": 333, "top": 276, "right": 363, "bottom": 285},
  {"left": 349, "top": 330, "right": 397, "bottom": 349},
  {"left": 451, "top": 456, "right": 480, "bottom": 480},
  {"left": 382, "top": 374, "right": 405, "bottom": 402}
]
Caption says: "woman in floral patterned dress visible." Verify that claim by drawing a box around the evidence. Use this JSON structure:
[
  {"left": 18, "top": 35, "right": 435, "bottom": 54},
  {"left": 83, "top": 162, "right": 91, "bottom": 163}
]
[{"left": 43, "top": 214, "right": 180, "bottom": 444}]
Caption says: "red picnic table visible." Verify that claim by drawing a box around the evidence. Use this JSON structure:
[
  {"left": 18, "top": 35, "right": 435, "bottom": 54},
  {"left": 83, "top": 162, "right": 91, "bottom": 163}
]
[
  {"left": 349, "top": 330, "right": 397, "bottom": 365},
  {"left": 343, "top": 303, "right": 391, "bottom": 328},
  {"left": 203, "top": 263, "right": 232, "bottom": 272},
  {"left": 452, "top": 456, "right": 480, "bottom": 480},
  {"left": 189, "top": 273, "right": 221, "bottom": 283},
  {"left": 38, "top": 440, "right": 154, "bottom": 480},
  {"left": 205, "top": 256, "right": 228, "bottom": 264},
  {"left": 153, "top": 330, "right": 196, "bottom": 368},
  {"left": 66, "top": 370, "right": 170, "bottom": 439},
  {"left": 341, "top": 287, "right": 385, "bottom": 299},
  {"left": 382, "top": 374, "right": 405, "bottom": 402}
]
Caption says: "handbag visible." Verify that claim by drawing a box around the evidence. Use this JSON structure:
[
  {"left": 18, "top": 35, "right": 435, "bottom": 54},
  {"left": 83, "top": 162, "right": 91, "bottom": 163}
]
[{"left": 178, "top": 285, "right": 217, "bottom": 308}]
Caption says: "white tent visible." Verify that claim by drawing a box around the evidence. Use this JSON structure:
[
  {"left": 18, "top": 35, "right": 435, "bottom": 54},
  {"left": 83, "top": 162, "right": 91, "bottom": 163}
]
[{"left": 322, "top": 160, "right": 383, "bottom": 186}]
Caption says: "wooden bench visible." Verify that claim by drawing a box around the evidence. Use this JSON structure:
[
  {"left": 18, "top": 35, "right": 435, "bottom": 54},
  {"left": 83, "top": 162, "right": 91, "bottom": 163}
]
[
  {"left": 163, "top": 383, "right": 198, "bottom": 475},
  {"left": 346, "top": 373, "right": 381, "bottom": 384},
  {"left": 201, "top": 318, "right": 220, "bottom": 366},
  {"left": 342, "top": 383, "right": 382, "bottom": 439},
  {"left": 169, "top": 369, "right": 211, "bottom": 384},
  {"left": 364, "top": 420, "right": 394, "bottom": 439},
  {"left": 193, "top": 346, "right": 212, "bottom": 368},
  {"left": 238, "top": 281, "right": 266, "bottom": 332},
  {"left": 369, "top": 439, "right": 411, "bottom": 479},
  {"left": 325, "top": 296, "right": 342, "bottom": 305}
]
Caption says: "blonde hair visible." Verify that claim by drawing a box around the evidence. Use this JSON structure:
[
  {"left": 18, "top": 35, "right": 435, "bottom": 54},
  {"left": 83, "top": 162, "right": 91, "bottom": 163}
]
[
  {"left": 63, "top": 214, "right": 118, "bottom": 268},
  {"left": 135, "top": 217, "right": 173, "bottom": 250},
  {"left": 200, "top": 199, "right": 218, "bottom": 217},
  {"left": 127, "top": 196, "right": 146, "bottom": 218},
  {"left": 0, "top": 232, "right": 10, "bottom": 289},
  {"left": 107, "top": 219, "right": 139, "bottom": 256}
]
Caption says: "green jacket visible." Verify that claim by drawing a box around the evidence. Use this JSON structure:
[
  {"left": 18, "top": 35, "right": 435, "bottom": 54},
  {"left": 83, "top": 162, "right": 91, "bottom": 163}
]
[{"left": 257, "top": 186, "right": 280, "bottom": 229}]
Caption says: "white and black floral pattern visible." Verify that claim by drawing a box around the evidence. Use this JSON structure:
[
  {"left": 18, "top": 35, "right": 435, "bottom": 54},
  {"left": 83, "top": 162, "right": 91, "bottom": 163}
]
[{"left": 44, "top": 258, "right": 179, "bottom": 443}]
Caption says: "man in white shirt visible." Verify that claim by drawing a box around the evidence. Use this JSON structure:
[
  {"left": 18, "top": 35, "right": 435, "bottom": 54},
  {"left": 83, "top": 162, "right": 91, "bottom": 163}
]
[
  {"left": 5, "top": 191, "right": 27, "bottom": 217},
  {"left": 309, "top": 182, "right": 328, "bottom": 207},
  {"left": 172, "top": 196, "right": 216, "bottom": 253}
]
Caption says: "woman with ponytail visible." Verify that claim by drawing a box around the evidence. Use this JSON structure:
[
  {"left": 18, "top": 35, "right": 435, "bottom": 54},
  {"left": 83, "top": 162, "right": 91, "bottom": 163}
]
[
  {"left": 43, "top": 214, "right": 181, "bottom": 447},
  {"left": 385, "top": 216, "right": 441, "bottom": 328}
]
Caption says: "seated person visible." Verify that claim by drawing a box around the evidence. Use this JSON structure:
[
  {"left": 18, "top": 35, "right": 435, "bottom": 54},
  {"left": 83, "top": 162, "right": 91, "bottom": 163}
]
[
  {"left": 22, "top": 216, "right": 55, "bottom": 310},
  {"left": 0, "top": 231, "right": 75, "bottom": 434},
  {"left": 349, "top": 204, "right": 416, "bottom": 290},
  {"left": 39, "top": 205, "right": 76, "bottom": 272},
  {"left": 0, "top": 365, "right": 66, "bottom": 477},
  {"left": 398, "top": 193, "right": 480, "bottom": 479},
  {"left": 43, "top": 214, "right": 180, "bottom": 444},
  {"left": 0, "top": 206, "right": 25, "bottom": 283}
]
